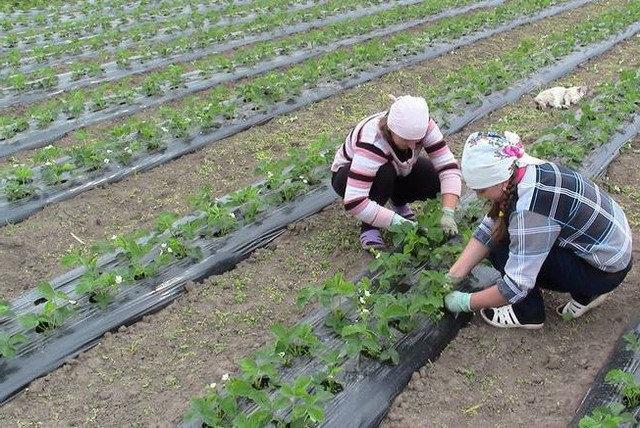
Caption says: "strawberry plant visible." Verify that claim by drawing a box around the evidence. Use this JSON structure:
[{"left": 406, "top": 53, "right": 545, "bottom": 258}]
[
  {"left": 605, "top": 369, "right": 640, "bottom": 408},
  {"left": 177, "top": 217, "right": 206, "bottom": 240},
  {"left": 340, "top": 317, "right": 398, "bottom": 364},
  {"left": 271, "top": 323, "right": 320, "bottom": 366},
  {"left": 160, "top": 107, "right": 191, "bottom": 139},
  {"left": 272, "top": 375, "right": 331, "bottom": 427},
  {"left": 19, "top": 282, "right": 75, "bottom": 333},
  {"left": 69, "top": 143, "right": 105, "bottom": 172},
  {"left": 368, "top": 251, "right": 413, "bottom": 291},
  {"left": 187, "top": 391, "right": 240, "bottom": 427},
  {"left": 41, "top": 161, "right": 75, "bottom": 186},
  {"left": 579, "top": 403, "right": 636, "bottom": 428},
  {"left": 315, "top": 350, "right": 345, "bottom": 394},
  {"left": 141, "top": 73, "right": 163, "bottom": 97},
  {"left": 8, "top": 73, "right": 27, "bottom": 91},
  {"left": 0, "top": 332, "right": 28, "bottom": 359},
  {"left": 159, "top": 237, "right": 202, "bottom": 261},
  {"left": 76, "top": 270, "right": 125, "bottom": 308},
  {"left": 297, "top": 272, "right": 356, "bottom": 312},
  {"left": 27, "top": 102, "right": 57, "bottom": 128},
  {"left": 623, "top": 331, "right": 640, "bottom": 353},
  {"left": 205, "top": 203, "right": 238, "bottom": 236},
  {"left": 372, "top": 293, "right": 420, "bottom": 335},
  {"left": 155, "top": 212, "right": 179, "bottom": 233},
  {"left": 238, "top": 349, "right": 282, "bottom": 389},
  {"left": 0, "top": 299, "right": 11, "bottom": 319},
  {"left": 4, "top": 165, "right": 36, "bottom": 201}
]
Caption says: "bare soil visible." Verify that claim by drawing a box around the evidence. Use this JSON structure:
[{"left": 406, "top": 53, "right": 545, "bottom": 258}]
[
  {"left": 0, "top": 0, "right": 628, "bottom": 301},
  {"left": 0, "top": 204, "right": 370, "bottom": 426},
  {"left": 382, "top": 139, "right": 640, "bottom": 427}
]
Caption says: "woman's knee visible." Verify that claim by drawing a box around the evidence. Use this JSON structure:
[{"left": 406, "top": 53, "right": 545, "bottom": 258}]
[{"left": 369, "top": 162, "right": 397, "bottom": 203}]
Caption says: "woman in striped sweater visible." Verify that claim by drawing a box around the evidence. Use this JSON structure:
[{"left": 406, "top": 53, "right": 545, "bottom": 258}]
[{"left": 331, "top": 95, "right": 462, "bottom": 249}]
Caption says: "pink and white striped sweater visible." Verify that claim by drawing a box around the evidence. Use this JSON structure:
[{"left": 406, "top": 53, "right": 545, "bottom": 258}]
[{"left": 331, "top": 112, "right": 462, "bottom": 228}]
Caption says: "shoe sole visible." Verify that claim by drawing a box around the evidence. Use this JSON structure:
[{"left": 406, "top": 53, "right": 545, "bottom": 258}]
[
  {"left": 555, "top": 291, "right": 612, "bottom": 318},
  {"left": 480, "top": 310, "right": 544, "bottom": 330}
]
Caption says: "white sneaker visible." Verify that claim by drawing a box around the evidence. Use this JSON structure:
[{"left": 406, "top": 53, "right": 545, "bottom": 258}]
[
  {"left": 556, "top": 292, "right": 612, "bottom": 319},
  {"left": 480, "top": 305, "right": 544, "bottom": 330}
]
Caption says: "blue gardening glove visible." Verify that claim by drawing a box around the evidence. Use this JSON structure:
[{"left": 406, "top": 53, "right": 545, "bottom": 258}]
[
  {"left": 444, "top": 290, "right": 472, "bottom": 313},
  {"left": 440, "top": 207, "right": 458, "bottom": 236}
]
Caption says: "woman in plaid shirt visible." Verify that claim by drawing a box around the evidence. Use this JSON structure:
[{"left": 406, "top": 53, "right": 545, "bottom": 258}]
[{"left": 445, "top": 131, "right": 633, "bottom": 329}]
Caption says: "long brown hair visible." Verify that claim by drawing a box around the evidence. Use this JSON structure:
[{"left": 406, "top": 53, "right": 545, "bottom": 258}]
[
  {"left": 378, "top": 113, "right": 394, "bottom": 143},
  {"left": 487, "top": 172, "right": 519, "bottom": 243}
]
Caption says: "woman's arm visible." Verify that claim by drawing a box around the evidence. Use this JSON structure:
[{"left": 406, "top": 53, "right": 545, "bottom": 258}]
[
  {"left": 469, "top": 285, "right": 507, "bottom": 309},
  {"left": 442, "top": 193, "right": 459, "bottom": 209},
  {"left": 449, "top": 237, "right": 490, "bottom": 279}
]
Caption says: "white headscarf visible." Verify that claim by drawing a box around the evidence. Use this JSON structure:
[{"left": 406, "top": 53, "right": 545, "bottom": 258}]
[{"left": 461, "top": 131, "right": 545, "bottom": 190}]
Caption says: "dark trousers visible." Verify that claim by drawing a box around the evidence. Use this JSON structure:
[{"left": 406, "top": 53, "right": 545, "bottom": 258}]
[
  {"left": 489, "top": 236, "right": 632, "bottom": 323},
  {"left": 331, "top": 157, "right": 440, "bottom": 231}
]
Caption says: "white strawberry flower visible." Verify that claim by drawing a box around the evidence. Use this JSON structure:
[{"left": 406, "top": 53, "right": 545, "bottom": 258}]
[
  {"left": 167, "top": 247, "right": 173, "bottom": 253},
  {"left": 68, "top": 299, "right": 77, "bottom": 305},
  {"left": 103, "top": 158, "right": 110, "bottom": 164},
  {"left": 221, "top": 373, "right": 229, "bottom": 382},
  {"left": 359, "top": 297, "right": 366, "bottom": 304},
  {"left": 161, "top": 243, "right": 167, "bottom": 249},
  {"left": 278, "top": 352, "right": 285, "bottom": 358},
  {"left": 106, "top": 149, "right": 112, "bottom": 154},
  {"left": 111, "top": 235, "right": 117, "bottom": 240},
  {"left": 45, "top": 145, "right": 53, "bottom": 149},
  {"left": 115, "top": 275, "right": 123, "bottom": 284},
  {"left": 303, "top": 179, "right": 308, "bottom": 184},
  {"left": 229, "top": 212, "right": 235, "bottom": 218},
  {"left": 364, "top": 290, "right": 371, "bottom": 297},
  {"left": 360, "top": 308, "right": 370, "bottom": 315},
  {"left": 161, "top": 127, "right": 169, "bottom": 133},
  {"left": 44, "top": 161, "right": 53, "bottom": 166},
  {"left": 209, "top": 382, "right": 217, "bottom": 389}
]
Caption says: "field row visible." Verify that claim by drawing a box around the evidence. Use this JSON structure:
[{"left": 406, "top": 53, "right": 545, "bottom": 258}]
[{"left": 0, "top": 0, "right": 634, "bottom": 222}]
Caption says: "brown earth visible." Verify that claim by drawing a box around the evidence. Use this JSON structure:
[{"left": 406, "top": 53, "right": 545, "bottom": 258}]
[
  {"left": 381, "top": 138, "right": 640, "bottom": 427},
  {"left": 0, "top": 0, "right": 630, "bottom": 301},
  {"left": 0, "top": 204, "right": 370, "bottom": 426}
]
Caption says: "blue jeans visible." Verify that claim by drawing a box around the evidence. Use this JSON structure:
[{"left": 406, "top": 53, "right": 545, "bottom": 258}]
[{"left": 488, "top": 237, "right": 632, "bottom": 323}]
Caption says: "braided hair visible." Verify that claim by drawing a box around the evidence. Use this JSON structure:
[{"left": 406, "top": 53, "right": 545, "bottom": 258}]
[{"left": 487, "top": 171, "right": 519, "bottom": 243}]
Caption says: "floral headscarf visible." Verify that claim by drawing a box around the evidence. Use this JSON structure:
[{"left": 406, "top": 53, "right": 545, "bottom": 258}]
[{"left": 461, "top": 131, "right": 545, "bottom": 190}]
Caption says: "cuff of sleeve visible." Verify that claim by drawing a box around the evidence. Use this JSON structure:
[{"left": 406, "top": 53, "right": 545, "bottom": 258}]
[
  {"left": 473, "top": 226, "right": 492, "bottom": 246},
  {"left": 439, "top": 174, "right": 462, "bottom": 196},
  {"left": 374, "top": 207, "right": 396, "bottom": 229},
  {"left": 496, "top": 276, "right": 529, "bottom": 304}
]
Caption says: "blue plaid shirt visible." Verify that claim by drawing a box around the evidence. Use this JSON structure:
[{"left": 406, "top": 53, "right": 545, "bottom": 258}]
[{"left": 474, "top": 162, "right": 633, "bottom": 304}]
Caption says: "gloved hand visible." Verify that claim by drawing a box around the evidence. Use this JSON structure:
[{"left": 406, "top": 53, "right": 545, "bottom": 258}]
[
  {"left": 440, "top": 207, "right": 458, "bottom": 236},
  {"left": 391, "top": 213, "right": 416, "bottom": 227},
  {"left": 444, "top": 290, "right": 472, "bottom": 313}
]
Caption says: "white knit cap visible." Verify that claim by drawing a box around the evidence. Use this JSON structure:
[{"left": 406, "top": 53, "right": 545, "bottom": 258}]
[
  {"left": 387, "top": 95, "right": 430, "bottom": 140},
  {"left": 461, "top": 131, "right": 545, "bottom": 190}
]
